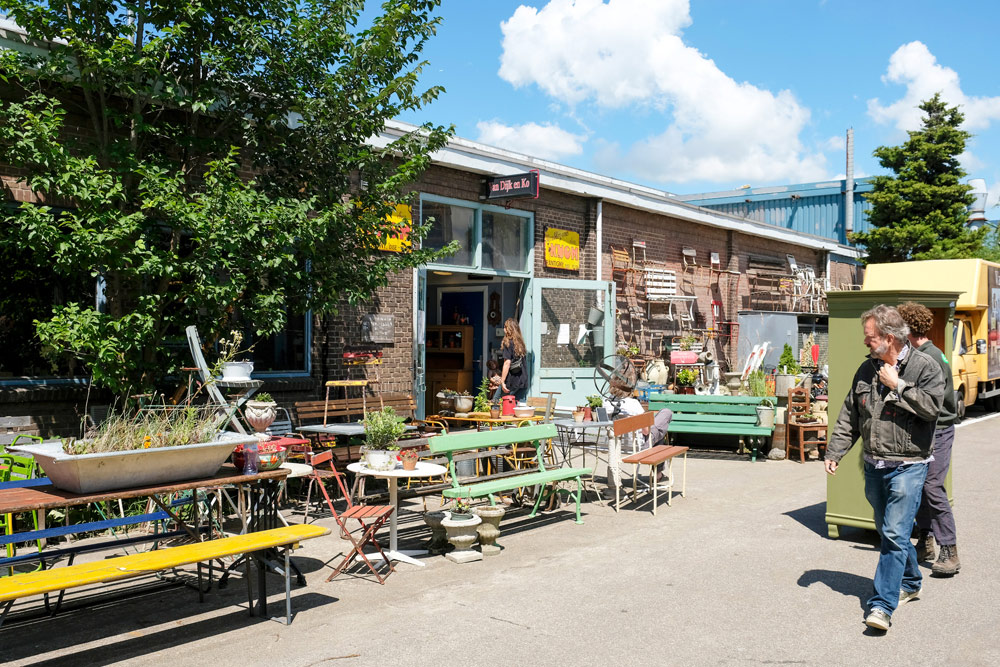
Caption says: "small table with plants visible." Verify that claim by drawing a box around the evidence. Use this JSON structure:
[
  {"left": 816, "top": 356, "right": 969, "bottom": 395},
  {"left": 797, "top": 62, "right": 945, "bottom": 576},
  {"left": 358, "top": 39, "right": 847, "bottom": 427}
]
[
  {"left": 553, "top": 418, "right": 616, "bottom": 501},
  {"left": 345, "top": 460, "right": 448, "bottom": 567}
]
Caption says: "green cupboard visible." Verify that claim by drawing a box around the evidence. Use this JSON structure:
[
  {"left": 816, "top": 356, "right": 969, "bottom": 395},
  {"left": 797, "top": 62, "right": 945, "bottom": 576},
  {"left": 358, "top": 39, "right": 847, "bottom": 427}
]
[{"left": 825, "top": 289, "right": 959, "bottom": 539}]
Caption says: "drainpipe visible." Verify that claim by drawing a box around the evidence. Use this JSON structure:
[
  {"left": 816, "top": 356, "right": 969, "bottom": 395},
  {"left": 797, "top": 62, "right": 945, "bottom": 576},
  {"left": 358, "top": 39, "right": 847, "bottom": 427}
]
[
  {"left": 845, "top": 128, "right": 854, "bottom": 238},
  {"left": 595, "top": 199, "right": 603, "bottom": 305}
]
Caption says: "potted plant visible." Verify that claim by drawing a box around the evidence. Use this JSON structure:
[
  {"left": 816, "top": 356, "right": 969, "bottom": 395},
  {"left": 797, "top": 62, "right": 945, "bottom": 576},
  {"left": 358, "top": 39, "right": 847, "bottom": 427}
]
[
  {"left": 453, "top": 391, "right": 474, "bottom": 413},
  {"left": 211, "top": 330, "right": 256, "bottom": 380},
  {"left": 584, "top": 394, "right": 603, "bottom": 421},
  {"left": 361, "top": 406, "right": 406, "bottom": 471},
  {"left": 675, "top": 368, "right": 699, "bottom": 394},
  {"left": 678, "top": 334, "right": 698, "bottom": 351},
  {"left": 399, "top": 447, "right": 420, "bottom": 471},
  {"left": 473, "top": 377, "right": 492, "bottom": 416},
  {"left": 775, "top": 343, "right": 803, "bottom": 398},
  {"left": 243, "top": 391, "right": 277, "bottom": 434},
  {"left": 450, "top": 498, "right": 474, "bottom": 521},
  {"left": 755, "top": 397, "right": 777, "bottom": 428},
  {"left": 572, "top": 407, "right": 586, "bottom": 422}
]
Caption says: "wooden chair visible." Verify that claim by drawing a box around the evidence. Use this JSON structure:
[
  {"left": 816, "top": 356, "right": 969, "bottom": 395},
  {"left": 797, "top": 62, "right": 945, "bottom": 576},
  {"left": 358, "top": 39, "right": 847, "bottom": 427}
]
[
  {"left": 327, "top": 505, "right": 395, "bottom": 584},
  {"left": 786, "top": 387, "right": 827, "bottom": 463}
]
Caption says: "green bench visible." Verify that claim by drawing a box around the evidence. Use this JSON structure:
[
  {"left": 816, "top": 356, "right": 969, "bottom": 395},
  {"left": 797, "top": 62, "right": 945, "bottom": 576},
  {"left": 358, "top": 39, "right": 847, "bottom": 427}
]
[
  {"left": 428, "top": 424, "right": 593, "bottom": 524},
  {"left": 648, "top": 394, "right": 776, "bottom": 462}
]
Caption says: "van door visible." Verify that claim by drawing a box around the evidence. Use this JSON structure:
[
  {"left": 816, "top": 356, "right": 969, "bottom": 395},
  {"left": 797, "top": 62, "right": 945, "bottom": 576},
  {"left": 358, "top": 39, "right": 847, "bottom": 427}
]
[{"left": 954, "top": 317, "right": 978, "bottom": 411}]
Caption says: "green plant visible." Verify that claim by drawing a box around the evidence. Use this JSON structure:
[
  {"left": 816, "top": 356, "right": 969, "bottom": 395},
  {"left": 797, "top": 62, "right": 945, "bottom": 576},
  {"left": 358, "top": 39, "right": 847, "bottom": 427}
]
[
  {"left": 252, "top": 392, "right": 274, "bottom": 403},
  {"left": 746, "top": 370, "right": 771, "bottom": 398},
  {"left": 585, "top": 394, "right": 603, "bottom": 409},
  {"left": 473, "top": 376, "right": 492, "bottom": 413},
  {"left": 400, "top": 448, "right": 419, "bottom": 461},
  {"left": 62, "top": 405, "right": 223, "bottom": 455},
  {"left": 676, "top": 368, "right": 699, "bottom": 386},
  {"left": 758, "top": 397, "right": 776, "bottom": 409},
  {"left": 362, "top": 407, "right": 406, "bottom": 451},
  {"left": 777, "top": 344, "right": 801, "bottom": 375},
  {"left": 452, "top": 498, "right": 471, "bottom": 515},
  {"left": 678, "top": 335, "right": 698, "bottom": 351},
  {"left": 0, "top": 0, "right": 456, "bottom": 395},
  {"left": 209, "top": 330, "right": 256, "bottom": 377}
]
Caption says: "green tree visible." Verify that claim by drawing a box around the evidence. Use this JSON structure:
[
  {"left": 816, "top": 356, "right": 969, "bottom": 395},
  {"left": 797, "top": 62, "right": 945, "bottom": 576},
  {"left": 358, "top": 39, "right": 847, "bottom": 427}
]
[
  {"left": 0, "top": 0, "right": 456, "bottom": 394},
  {"left": 852, "top": 93, "right": 986, "bottom": 263}
]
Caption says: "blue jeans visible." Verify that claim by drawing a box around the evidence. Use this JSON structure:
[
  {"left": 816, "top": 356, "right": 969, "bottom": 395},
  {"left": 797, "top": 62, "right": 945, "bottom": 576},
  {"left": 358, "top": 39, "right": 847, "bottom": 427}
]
[{"left": 863, "top": 461, "right": 928, "bottom": 616}]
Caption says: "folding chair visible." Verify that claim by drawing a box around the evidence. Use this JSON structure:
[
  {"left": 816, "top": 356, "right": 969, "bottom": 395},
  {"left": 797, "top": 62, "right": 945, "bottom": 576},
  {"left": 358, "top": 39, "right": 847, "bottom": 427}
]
[
  {"left": 327, "top": 505, "right": 395, "bottom": 584},
  {"left": 302, "top": 449, "right": 352, "bottom": 524}
]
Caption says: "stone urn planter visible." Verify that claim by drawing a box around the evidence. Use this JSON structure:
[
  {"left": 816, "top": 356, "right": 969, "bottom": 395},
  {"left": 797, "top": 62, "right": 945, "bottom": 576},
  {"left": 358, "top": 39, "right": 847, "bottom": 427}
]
[
  {"left": 441, "top": 514, "right": 482, "bottom": 563},
  {"left": 244, "top": 400, "right": 277, "bottom": 434},
  {"left": 422, "top": 511, "right": 452, "bottom": 555},
  {"left": 473, "top": 505, "right": 505, "bottom": 556}
]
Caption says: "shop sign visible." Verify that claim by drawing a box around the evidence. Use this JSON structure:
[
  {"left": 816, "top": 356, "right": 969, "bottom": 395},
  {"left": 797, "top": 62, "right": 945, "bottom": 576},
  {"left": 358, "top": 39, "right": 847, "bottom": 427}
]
[
  {"left": 544, "top": 228, "right": 580, "bottom": 270},
  {"left": 379, "top": 204, "right": 412, "bottom": 252},
  {"left": 482, "top": 170, "right": 539, "bottom": 200}
]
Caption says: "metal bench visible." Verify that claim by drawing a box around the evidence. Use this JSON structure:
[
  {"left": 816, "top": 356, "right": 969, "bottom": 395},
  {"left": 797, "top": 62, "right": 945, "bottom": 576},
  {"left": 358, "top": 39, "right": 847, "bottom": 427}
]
[
  {"left": 0, "top": 524, "right": 329, "bottom": 627},
  {"left": 429, "top": 424, "right": 592, "bottom": 524},
  {"left": 648, "top": 393, "right": 775, "bottom": 462}
]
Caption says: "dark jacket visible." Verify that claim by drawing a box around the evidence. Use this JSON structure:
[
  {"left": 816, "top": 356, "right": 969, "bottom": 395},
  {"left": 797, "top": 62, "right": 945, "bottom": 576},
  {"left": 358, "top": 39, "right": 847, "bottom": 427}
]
[
  {"left": 917, "top": 340, "right": 957, "bottom": 428},
  {"left": 826, "top": 345, "right": 945, "bottom": 463}
]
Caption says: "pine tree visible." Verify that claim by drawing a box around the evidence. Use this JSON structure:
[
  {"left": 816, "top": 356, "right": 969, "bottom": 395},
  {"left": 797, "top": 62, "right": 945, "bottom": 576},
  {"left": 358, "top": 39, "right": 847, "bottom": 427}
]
[{"left": 852, "top": 93, "right": 986, "bottom": 263}]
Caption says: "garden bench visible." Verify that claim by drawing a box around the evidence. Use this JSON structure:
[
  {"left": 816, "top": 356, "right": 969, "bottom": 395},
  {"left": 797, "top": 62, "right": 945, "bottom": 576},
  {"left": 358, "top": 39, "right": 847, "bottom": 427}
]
[
  {"left": 608, "top": 412, "right": 688, "bottom": 515},
  {"left": 429, "top": 424, "right": 592, "bottom": 524},
  {"left": 0, "top": 524, "right": 329, "bottom": 627},
  {"left": 647, "top": 394, "right": 775, "bottom": 462}
]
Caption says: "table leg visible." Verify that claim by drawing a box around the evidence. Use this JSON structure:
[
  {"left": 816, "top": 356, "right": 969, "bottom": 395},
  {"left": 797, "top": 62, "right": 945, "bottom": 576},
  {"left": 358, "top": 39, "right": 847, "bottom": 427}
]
[{"left": 364, "top": 476, "right": 428, "bottom": 567}]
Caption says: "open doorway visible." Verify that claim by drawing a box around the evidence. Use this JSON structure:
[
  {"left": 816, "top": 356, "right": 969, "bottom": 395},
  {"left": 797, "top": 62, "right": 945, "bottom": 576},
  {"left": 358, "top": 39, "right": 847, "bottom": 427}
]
[{"left": 423, "top": 273, "right": 525, "bottom": 414}]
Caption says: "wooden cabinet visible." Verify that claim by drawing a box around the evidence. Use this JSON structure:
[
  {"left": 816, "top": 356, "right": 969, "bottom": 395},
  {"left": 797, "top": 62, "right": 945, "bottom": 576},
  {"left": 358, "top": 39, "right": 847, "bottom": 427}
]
[{"left": 426, "top": 325, "right": 474, "bottom": 412}]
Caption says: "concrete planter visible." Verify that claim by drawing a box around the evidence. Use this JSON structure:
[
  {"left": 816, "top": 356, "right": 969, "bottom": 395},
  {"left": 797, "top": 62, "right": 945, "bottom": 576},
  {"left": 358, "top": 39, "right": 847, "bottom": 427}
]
[
  {"left": 442, "top": 514, "right": 482, "bottom": 563},
  {"left": 474, "top": 505, "right": 505, "bottom": 556}
]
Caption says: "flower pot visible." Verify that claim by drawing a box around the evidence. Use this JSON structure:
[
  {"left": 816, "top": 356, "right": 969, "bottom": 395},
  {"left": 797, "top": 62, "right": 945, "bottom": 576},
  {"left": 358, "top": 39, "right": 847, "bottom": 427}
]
[
  {"left": 221, "top": 361, "right": 254, "bottom": 381},
  {"left": 244, "top": 401, "right": 277, "bottom": 434},
  {"left": 9, "top": 432, "right": 256, "bottom": 494},
  {"left": 363, "top": 449, "right": 395, "bottom": 471},
  {"left": 489, "top": 406, "right": 501, "bottom": 419},
  {"left": 454, "top": 396, "right": 474, "bottom": 412},
  {"left": 582, "top": 406, "right": 593, "bottom": 421},
  {"left": 572, "top": 410, "right": 585, "bottom": 423},
  {"left": 473, "top": 505, "right": 505, "bottom": 557},
  {"left": 442, "top": 514, "right": 483, "bottom": 563},
  {"left": 756, "top": 406, "right": 776, "bottom": 428},
  {"left": 400, "top": 456, "right": 418, "bottom": 471},
  {"left": 449, "top": 512, "right": 474, "bottom": 522}
]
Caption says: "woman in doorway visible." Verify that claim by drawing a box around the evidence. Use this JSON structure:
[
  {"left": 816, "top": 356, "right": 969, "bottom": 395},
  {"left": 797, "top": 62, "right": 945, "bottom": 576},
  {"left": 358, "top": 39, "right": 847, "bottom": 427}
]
[{"left": 492, "top": 318, "right": 529, "bottom": 402}]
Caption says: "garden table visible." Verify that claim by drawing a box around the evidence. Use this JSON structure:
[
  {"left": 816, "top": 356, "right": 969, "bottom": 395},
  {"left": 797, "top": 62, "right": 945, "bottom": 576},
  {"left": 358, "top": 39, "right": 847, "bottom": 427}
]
[
  {"left": 553, "top": 419, "right": 616, "bottom": 503},
  {"left": 346, "top": 461, "right": 447, "bottom": 567}
]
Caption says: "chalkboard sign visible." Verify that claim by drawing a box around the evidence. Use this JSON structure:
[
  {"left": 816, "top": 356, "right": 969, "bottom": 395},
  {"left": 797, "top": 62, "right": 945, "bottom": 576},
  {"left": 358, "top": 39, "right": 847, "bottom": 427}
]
[{"left": 361, "top": 314, "right": 394, "bottom": 343}]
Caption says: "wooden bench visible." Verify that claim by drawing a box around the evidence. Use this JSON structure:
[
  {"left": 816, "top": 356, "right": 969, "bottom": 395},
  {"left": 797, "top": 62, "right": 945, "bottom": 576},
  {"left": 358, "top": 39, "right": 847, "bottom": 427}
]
[
  {"left": 0, "top": 524, "right": 329, "bottom": 627},
  {"left": 621, "top": 445, "right": 688, "bottom": 514},
  {"left": 647, "top": 393, "right": 775, "bottom": 462},
  {"left": 294, "top": 392, "right": 423, "bottom": 425},
  {"left": 429, "top": 424, "right": 593, "bottom": 524}
]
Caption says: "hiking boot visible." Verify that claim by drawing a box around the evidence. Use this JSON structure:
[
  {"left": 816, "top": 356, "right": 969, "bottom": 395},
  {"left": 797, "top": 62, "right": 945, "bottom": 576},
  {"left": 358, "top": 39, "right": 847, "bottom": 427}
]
[
  {"left": 932, "top": 544, "right": 961, "bottom": 576},
  {"left": 898, "top": 587, "right": 921, "bottom": 605},
  {"left": 915, "top": 530, "right": 936, "bottom": 562},
  {"left": 865, "top": 607, "right": 891, "bottom": 631}
]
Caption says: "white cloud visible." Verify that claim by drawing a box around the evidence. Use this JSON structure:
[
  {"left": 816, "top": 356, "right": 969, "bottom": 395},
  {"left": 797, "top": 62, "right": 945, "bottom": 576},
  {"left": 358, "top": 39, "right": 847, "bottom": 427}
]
[
  {"left": 498, "top": 0, "right": 828, "bottom": 184},
  {"left": 475, "top": 120, "right": 586, "bottom": 160},
  {"left": 868, "top": 41, "right": 1000, "bottom": 132},
  {"left": 825, "top": 135, "right": 846, "bottom": 152}
]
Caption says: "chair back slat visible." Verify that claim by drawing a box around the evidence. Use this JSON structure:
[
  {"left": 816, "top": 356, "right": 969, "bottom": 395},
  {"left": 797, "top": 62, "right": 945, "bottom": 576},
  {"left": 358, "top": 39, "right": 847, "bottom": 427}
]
[{"left": 612, "top": 411, "right": 654, "bottom": 437}]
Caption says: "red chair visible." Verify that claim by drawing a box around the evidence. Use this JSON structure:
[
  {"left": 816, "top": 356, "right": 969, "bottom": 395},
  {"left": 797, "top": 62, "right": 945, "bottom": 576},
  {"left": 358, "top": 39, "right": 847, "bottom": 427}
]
[
  {"left": 327, "top": 505, "right": 395, "bottom": 584},
  {"left": 302, "top": 449, "right": 352, "bottom": 524}
]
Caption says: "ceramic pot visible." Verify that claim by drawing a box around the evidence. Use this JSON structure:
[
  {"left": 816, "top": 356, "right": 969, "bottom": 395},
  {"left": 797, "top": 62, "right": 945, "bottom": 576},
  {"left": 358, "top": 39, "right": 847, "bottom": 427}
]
[
  {"left": 582, "top": 406, "right": 593, "bottom": 421},
  {"left": 400, "top": 455, "right": 418, "bottom": 471},
  {"left": 364, "top": 449, "right": 395, "bottom": 471},
  {"left": 474, "top": 505, "right": 505, "bottom": 557},
  {"left": 221, "top": 361, "right": 253, "bottom": 380},
  {"left": 454, "top": 396, "right": 474, "bottom": 412},
  {"left": 244, "top": 401, "right": 277, "bottom": 434},
  {"left": 572, "top": 410, "right": 585, "bottom": 422},
  {"left": 490, "top": 406, "right": 501, "bottom": 419}
]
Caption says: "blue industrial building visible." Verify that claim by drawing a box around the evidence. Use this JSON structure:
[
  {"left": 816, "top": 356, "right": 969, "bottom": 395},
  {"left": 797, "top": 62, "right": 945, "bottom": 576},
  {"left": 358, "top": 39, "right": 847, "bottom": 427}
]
[{"left": 678, "top": 177, "right": 874, "bottom": 246}]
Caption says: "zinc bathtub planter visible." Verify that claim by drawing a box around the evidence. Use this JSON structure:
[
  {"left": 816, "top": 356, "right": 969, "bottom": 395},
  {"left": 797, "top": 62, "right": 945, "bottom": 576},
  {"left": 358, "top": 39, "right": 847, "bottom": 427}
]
[{"left": 10, "top": 432, "right": 257, "bottom": 494}]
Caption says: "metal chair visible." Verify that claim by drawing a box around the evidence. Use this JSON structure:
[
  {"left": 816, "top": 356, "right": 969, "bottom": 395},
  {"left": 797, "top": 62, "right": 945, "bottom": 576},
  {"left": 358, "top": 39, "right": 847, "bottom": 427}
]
[
  {"left": 327, "top": 505, "right": 395, "bottom": 584},
  {"left": 185, "top": 325, "right": 262, "bottom": 434}
]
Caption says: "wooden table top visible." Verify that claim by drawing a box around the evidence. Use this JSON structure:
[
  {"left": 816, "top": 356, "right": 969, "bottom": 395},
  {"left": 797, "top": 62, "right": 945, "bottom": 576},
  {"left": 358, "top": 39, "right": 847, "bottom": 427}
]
[
  {"left": 430, "top": 414, "right": 544, "bottom": 425},
  {"left": 0, "top": 466, "right": 289, "bottom": 514}
]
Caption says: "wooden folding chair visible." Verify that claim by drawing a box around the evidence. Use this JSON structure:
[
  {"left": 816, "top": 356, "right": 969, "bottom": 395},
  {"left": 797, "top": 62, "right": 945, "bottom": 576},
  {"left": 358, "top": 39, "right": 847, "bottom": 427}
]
[
  {"left": 302, "top": 449, "right": 352, "bottom": 524},
  {"left": 327, "top": 505, "right": 395, "bottom": 584}
]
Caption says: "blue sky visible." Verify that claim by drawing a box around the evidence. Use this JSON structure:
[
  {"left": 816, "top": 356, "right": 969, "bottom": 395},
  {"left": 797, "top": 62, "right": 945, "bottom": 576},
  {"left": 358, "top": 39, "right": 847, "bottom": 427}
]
[{"left": 397, "top": 0, "right": 1000, "bottom": 206}]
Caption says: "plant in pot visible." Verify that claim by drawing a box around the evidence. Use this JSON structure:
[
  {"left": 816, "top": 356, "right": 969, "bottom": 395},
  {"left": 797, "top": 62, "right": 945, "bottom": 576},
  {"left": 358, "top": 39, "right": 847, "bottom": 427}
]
[
  {"left": 675, "top": 368, "right": 699, "bottom": 394},
  {"left": 399, "top": 447, "right": 420, "bottom": 471},
  {"left": 774, "top": 343, "right": 802, "bottom": 398},
  {"left": 361, "top": 406, "right": 407, "bottom": 471},
  {"left": 243, "top": 391, "right": 277, "bottom": 434},
  {"left": 210, "top": 330, "right": 256, "bottom": 380},
  {"left": 584, "top": 394, "right": 603, "bottom": 421},
  {"left": 473, "top": 377, "right": 492, "bottom": 415},
  {"left": 450, "top": 498, "right": 474, "bottom": 521}
]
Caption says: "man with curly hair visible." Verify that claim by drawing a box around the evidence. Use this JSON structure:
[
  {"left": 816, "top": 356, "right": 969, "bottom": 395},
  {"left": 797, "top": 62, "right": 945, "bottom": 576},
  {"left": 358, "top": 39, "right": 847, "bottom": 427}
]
[{"left": 897, "top": 301, "right": 960, "bottom": 576}]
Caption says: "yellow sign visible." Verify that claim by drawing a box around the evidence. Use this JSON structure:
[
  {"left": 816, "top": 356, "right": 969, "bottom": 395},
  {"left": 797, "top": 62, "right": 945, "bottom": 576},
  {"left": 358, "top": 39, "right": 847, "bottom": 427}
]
[
  {"left": 379, "top": 204, "right": 413, "bottom": 252},
  {"left": 544, "top": 228, "right": 580, "bottom": 270}
]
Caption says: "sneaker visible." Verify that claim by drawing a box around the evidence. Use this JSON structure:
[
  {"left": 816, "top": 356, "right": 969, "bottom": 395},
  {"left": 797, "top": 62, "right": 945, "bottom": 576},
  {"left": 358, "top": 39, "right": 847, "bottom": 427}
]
[
  {"left": 915, "top": 531, "right": 936, "bottom": 562},
  {"left": 865, "top": 607, "right": 891, "bottom": 631},
  {"left": 932, "top": 544, "right": 961, "bottom": 576},
  {"left": 898, "top": 587, "right": 921, "bottom": 605}
]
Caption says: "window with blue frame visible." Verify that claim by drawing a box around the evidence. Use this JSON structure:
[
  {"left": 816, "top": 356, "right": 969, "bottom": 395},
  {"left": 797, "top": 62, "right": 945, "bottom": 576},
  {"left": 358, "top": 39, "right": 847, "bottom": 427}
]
[{"left": 420, "top": 195, "right": 532, "bottom": 274}]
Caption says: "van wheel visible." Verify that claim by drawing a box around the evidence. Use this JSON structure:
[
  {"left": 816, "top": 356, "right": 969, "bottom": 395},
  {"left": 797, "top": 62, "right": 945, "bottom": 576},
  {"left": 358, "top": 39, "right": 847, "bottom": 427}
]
[{"left": 955, "top": 389, "right": 966, "bottom": 421}]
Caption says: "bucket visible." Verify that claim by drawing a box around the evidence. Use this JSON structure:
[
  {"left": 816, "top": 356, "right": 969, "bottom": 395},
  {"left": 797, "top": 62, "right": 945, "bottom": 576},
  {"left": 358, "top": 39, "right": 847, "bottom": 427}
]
[{"left": 501, "top": 395, "right": 516, "bottom": 416}]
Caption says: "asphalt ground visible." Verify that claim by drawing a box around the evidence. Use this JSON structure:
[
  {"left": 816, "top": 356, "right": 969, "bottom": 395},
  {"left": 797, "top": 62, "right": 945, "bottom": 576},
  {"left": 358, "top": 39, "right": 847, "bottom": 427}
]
[{"left": 3, "top": 409, "right": 998, "bottom": 666}]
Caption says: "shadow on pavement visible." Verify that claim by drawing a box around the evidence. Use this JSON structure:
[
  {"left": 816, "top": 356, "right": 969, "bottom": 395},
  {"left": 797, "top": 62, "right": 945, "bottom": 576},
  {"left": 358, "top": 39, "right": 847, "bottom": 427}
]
[{"left": 798, "top": 569, "right": 870, "bottom": 612}]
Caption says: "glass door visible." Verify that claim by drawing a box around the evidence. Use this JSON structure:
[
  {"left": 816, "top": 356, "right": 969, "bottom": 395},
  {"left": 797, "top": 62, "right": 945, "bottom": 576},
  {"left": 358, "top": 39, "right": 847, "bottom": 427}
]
[{"left": 530, "top": 278, "right": 615, "bottom": 407}]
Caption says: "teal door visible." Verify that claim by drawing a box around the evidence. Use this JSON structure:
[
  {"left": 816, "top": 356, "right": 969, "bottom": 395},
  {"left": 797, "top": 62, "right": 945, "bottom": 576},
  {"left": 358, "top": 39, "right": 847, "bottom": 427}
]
[
  {"left": 528, "top": 279, "right": 616, "bottom": 407},
  {"left": 415, "top": 269, "right": 427, "bottom": 417}
]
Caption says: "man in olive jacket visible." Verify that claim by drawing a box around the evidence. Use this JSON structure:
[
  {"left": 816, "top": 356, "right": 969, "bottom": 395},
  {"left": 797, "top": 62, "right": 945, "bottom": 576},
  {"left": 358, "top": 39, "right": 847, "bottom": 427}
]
[{"left": 825, "top": 305, "right": 945, "bottom": 632}]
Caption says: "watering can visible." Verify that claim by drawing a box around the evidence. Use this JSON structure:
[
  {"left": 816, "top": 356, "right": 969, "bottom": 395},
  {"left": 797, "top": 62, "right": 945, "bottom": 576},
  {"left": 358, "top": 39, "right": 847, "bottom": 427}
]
[{"left": 501, "top": 394, "right": 516, "bottom": 416}]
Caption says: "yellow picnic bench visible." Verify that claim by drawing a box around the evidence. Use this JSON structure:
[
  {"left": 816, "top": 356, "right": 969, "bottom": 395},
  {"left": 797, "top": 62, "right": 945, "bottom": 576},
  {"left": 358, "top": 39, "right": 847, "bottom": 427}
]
[{"left": 0, "top": 524, "right": 329, "bottom": 627}]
